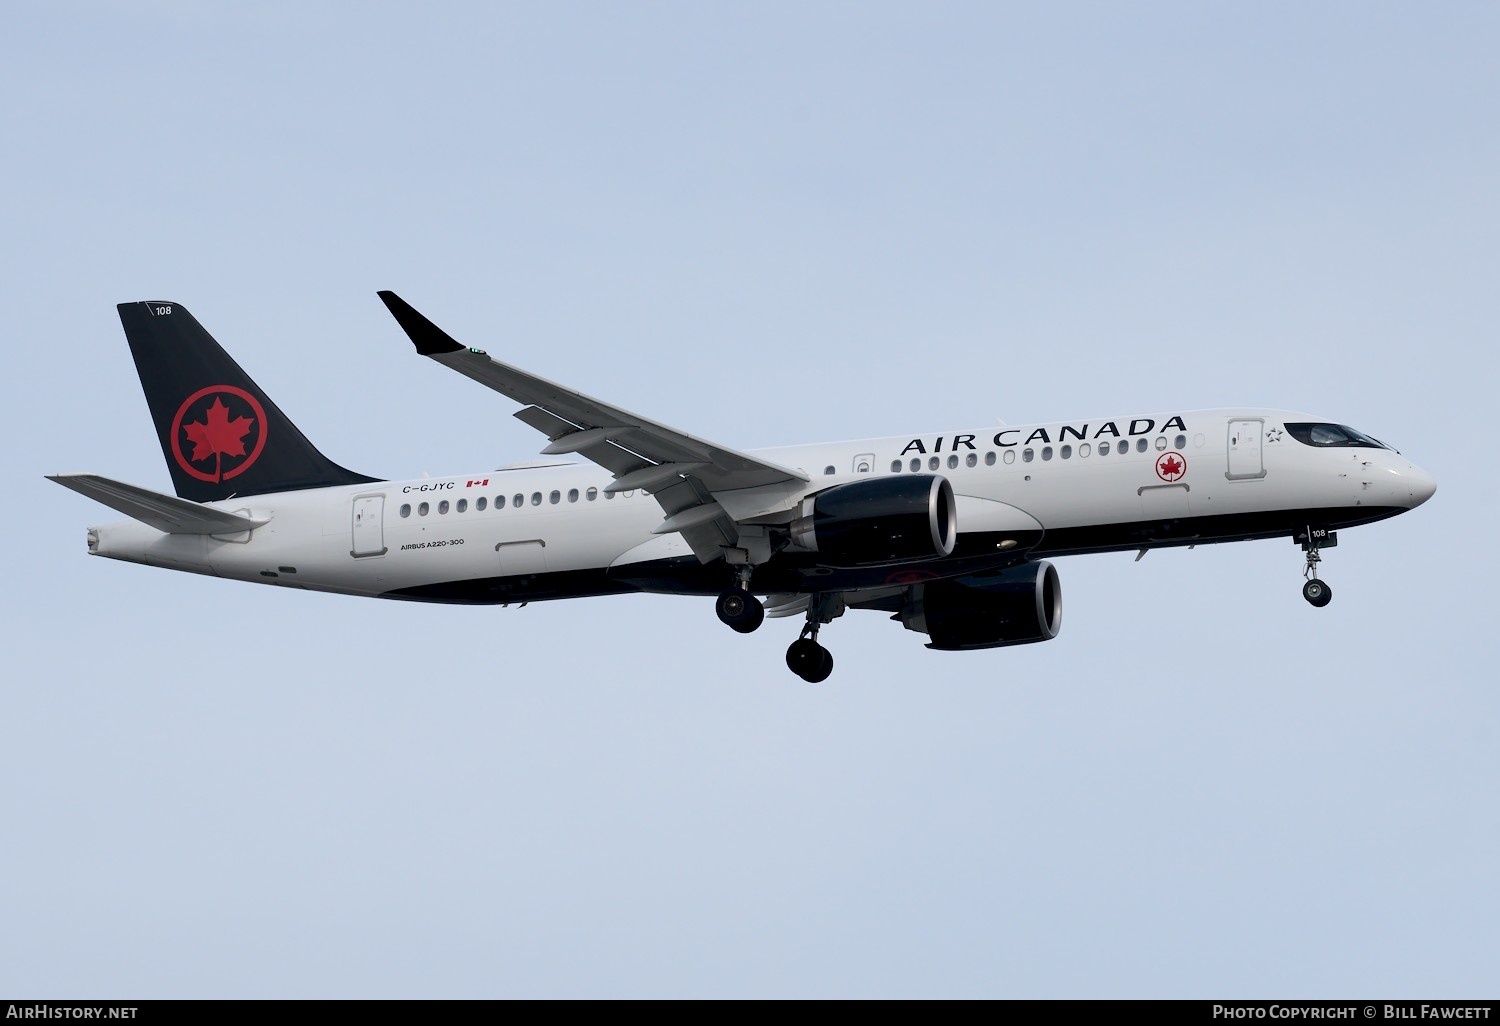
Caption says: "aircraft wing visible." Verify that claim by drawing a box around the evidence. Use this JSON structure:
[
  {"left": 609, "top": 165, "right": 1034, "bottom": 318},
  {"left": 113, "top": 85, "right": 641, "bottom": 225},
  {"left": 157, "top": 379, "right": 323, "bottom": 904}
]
[
  {"left": 47, "top": 474, "right": 270, "bottom": 535},
  {"left": 379, "top": 291, "right": 810, "bottom": 561}
]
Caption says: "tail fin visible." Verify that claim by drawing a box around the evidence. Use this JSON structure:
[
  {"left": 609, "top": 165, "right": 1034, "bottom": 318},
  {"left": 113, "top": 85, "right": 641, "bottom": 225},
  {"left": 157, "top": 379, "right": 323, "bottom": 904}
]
[{"left": 118, "top": 301, "right": 379, "bottom": 501}]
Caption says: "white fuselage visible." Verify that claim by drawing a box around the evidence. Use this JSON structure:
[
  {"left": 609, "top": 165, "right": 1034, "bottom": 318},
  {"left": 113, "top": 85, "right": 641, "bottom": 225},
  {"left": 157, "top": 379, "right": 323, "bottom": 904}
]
[{"left": 86, "top": 409, "right": 1436, "bottom": 603}]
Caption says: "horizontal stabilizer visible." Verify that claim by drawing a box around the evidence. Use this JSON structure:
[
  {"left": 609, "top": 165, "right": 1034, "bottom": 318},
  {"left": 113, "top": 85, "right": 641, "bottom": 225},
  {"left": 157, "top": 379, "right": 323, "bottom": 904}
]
[{"left": 47, "top": 474, "right": 270, "bottom": 535}]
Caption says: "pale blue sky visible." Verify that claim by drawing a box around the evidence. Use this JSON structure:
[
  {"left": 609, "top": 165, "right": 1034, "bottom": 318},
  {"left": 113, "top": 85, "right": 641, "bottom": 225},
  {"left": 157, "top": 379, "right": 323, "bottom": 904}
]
[{"left": 3, "top": 1, "right": 1496, "bottom": 997}]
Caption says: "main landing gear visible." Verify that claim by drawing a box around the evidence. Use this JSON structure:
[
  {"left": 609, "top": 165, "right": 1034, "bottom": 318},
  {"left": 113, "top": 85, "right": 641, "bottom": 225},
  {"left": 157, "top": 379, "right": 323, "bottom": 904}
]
[
  {"left": 715, "top": 589, "right": 765, "bottom": 634},
  {"left": 786, "top": 594, "right": 842, "bottom": 683},
  {"left": 715, "top": 566, "right": 765, "bottom": 634},
  {"left": 713, "top": 577, "right": 840, "bottom": 683},
  {"left": 787, "top": 627, "right": 834, "bottom": 684},
  {"left": 1298, "top": 527, "right": 1337, "bottom": 608}
]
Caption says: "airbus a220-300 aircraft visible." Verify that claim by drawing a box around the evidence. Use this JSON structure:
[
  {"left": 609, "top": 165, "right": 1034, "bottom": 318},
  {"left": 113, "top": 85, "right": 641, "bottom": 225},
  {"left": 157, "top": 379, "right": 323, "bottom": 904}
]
[{"left": 52, "top": 295, "right": 1436, "bottom": 681}]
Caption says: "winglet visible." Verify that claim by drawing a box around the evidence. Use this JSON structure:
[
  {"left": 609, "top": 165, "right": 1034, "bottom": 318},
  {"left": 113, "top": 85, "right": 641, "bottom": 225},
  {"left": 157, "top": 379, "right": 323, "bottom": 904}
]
[{"left": 377, "top": 291, "right": 465, "bottom": 356}]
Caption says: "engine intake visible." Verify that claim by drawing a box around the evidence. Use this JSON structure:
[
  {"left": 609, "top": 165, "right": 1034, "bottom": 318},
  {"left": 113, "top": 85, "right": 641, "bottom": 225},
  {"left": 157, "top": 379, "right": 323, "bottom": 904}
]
[
  {"left": 903, "top": 561, "right": 1062, "bottom": 650},
  {"left": 789, "top": 475, "right": 957, "bottom": 566}
]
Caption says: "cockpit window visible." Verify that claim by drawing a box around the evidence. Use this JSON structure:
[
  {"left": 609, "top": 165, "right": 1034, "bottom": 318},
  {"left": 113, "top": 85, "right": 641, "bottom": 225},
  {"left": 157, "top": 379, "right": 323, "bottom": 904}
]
[{"left": 1285, "top": 423, "right": 1390, "bottom": 450}]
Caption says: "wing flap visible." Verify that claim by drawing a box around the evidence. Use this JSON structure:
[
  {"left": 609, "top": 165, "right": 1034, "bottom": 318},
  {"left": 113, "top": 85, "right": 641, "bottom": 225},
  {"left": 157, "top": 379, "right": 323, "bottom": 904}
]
[
  {"left": 48, "top": 474, "right": 270, "bottom": 535},
  {"left": 513, "top": 405, "right": 580, "bottom": 439},
  {"left": 765, "top": 594, "right": 811, "bottom": 619}
]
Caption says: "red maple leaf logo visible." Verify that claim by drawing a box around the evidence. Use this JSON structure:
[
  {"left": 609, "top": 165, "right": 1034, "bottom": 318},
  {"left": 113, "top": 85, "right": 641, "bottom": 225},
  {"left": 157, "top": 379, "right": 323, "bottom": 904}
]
[
  {"left": 1156, "top": 453, "right": 1185, "bottom": 481},
  {"left": 182, "top": 397, "right": 256, "bottom": 481},
  {"left": 169, "top": 385, "right": 268, "bottom": 485}
]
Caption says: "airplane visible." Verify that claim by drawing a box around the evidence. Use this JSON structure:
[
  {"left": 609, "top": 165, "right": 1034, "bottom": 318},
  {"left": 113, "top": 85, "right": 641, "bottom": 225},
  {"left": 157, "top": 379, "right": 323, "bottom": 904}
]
[{"left": 50, "top": 294, "right": 1437, "bottom": 681}]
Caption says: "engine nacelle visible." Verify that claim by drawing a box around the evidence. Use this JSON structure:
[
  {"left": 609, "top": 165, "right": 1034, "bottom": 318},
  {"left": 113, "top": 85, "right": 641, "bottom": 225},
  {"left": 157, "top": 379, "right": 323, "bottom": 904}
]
[
  {"left": 902, "top": 561, "right": 1062, "bottom": 650},
  {"left": 788, "top": 475, "right": 957, "bottom": 566}
]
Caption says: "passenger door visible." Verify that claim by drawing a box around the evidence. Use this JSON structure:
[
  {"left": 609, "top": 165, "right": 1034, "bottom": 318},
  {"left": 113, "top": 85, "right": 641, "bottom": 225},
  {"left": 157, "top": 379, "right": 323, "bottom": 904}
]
[
  {"left": 1226, "top": 419, "right": 1266, "bottom": 481},
  {"left": 350, "top": 494, "right": 387, "bottom": 557}
]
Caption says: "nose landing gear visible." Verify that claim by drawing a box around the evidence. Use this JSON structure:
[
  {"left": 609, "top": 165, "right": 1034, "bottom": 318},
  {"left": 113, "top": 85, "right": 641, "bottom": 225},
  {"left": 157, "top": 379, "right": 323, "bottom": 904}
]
[{"left": 1297, "top": 527, "right": 1337, "bottom": 608}]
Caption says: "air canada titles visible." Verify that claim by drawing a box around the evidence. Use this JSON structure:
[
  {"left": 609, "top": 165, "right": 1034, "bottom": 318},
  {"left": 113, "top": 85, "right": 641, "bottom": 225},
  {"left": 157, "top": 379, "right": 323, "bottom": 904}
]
[{"left": 900, "top": 416, "right": 1189, "bottom": 455}]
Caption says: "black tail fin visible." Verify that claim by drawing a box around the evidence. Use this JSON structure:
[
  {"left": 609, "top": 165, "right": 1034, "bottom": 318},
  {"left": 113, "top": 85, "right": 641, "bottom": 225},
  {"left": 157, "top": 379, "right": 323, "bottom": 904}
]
[{"left": 118, "top": 301, "right": 379, "bottom": 502}]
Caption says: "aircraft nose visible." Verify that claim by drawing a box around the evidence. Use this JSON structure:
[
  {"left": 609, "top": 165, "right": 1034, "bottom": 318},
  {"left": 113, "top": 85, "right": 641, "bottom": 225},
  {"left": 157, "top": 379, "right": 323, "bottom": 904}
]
[{"left": 1404, "top": 464, "right": 1437, "bottom": 508}]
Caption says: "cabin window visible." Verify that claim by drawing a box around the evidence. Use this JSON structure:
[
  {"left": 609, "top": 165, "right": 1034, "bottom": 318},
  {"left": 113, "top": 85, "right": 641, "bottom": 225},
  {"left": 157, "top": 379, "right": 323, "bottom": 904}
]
[
  {"left": 586, "top": 487, "right": 598, "bottom": 501},
  {"left": 1080, "top": 443, "right": 1091, "bottom": 458},
  {"left": 909, "top": 458, "right": 920, "bottom": 472},
  {"left": 824, "top": 465, "right": 836, "bottom": 476},
  {"left": 567, "top": 488, "right": 578, "bottom": 503},
  {"left": 438, "top": 500, "right": 449, "bottom": 514},
  {"left": 1060, "top": 445, "right": 1072, "bottom": 460},
  {"left": 400, "top": 503, "right": 411, "bottom": 518},
  {"left": 1175, "top": 434, "right": 1187, "bottom": 450},
  {"left": 514, "top": 494, "right": 524, "bottom": 508},
  {"left": 966, "top": 453, "right": 978, "bottom": 468},
  {"left": 476, "top": 497, "right": 487, "bottom": 511},
  {"left": 456, "top": 498, "right": 467, "bottom": 513},
  {"left": 1041, "top": 446, "right": 1053, "bottom": 461},
  {"left": 418, "top": 502, "right": 429, "bottom": 516},
  {"left": 1003, "top": 450, "right": 1015, "bottom": 465},
  {"left": 1136, "top": 438, "right": 1149, "bottom": 453},
  {"left": 928, "top": 456, "right": 940, "bottom": 471},
  {"left": 1099, "top": 441, "right": 1111, "bottom": 456},
  {"left": 531, "top": 492, "right": 542, "bottom": 506},
  {"left": 1155, "top": 436, "right": 1168, "bottom": 451},
  {"left": 985, "top": 452, "right": 997, "bottom": 466},
  {"left": 548, "top": 490, "right": 560, "bottom": 505},
  {"left": 891, "top": 460, "right": 902, "bottom": 473},
  {"left": 1023, "top": 448, "right": 1034, "bottom": 463}
]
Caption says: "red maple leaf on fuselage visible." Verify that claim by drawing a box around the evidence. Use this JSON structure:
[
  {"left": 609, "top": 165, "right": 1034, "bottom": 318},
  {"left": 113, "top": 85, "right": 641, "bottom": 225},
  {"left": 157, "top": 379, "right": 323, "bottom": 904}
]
[
  {"left": 182, "top": 397, "right": 256, "bottom": 467},
  {"left": 1159, "top": 455, "right": 1183, "bottom": 478}
]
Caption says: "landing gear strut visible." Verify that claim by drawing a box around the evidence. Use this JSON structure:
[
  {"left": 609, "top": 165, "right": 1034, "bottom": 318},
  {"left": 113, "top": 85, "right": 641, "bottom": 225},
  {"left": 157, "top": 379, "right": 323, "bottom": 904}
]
[
  {"left": 715, "top": 566, "right": 764, "bottom": 634},
  {"left": 1298, "top": 527, "right": 1336, "bottom": 608}
]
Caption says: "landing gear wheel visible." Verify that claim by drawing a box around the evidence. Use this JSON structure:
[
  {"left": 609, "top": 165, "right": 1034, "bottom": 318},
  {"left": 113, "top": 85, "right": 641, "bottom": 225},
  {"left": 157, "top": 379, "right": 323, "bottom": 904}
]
[
  {"left": 803, "top": 647, "right": 834, "bottom": 684},
  {"left": 786, "top": 637, "right": 832, "bottom": 681},
  {"left": 786, "top": 637, "right": 820, "bottom": 675},
  {"left": 716, "top": 590, "right": 765, "bottom": 633},
  {"left": 1302, "top": 578, "right": 1332, "bottom": 608}
]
